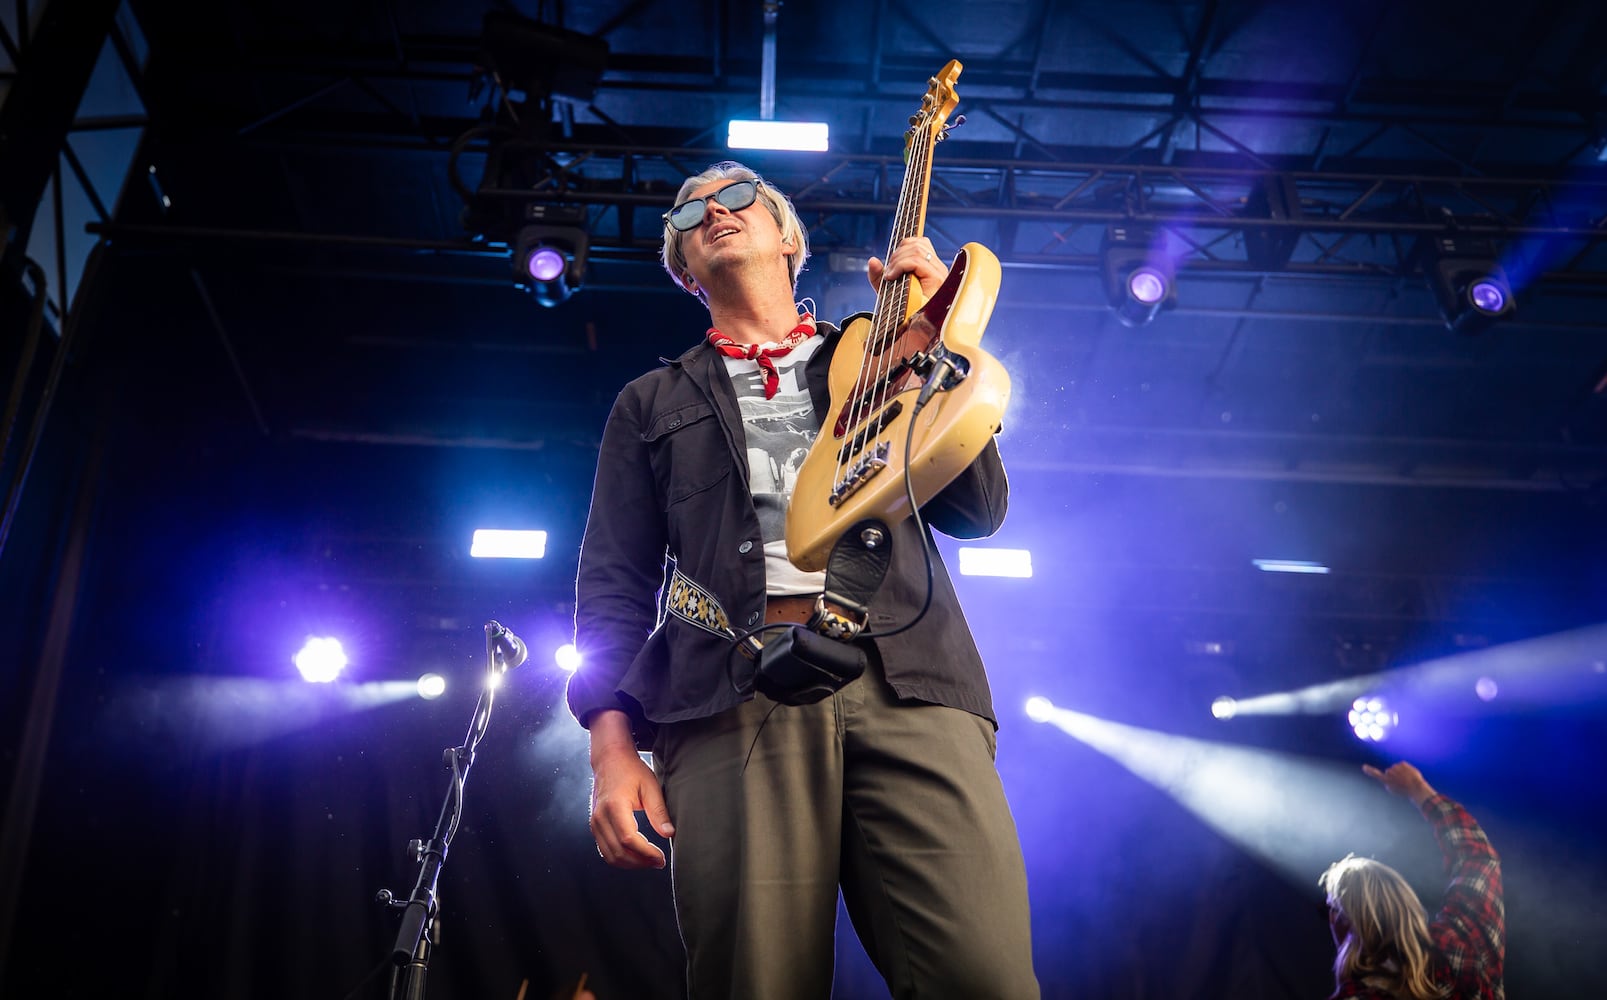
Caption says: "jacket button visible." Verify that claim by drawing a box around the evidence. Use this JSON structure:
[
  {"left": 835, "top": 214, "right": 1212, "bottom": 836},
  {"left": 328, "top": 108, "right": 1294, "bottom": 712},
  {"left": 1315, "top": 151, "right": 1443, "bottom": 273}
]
[
  {"left": 747, "top": 610, "right": 760, "bottom": 625},
  {"left": 667, "top": 417, "right": 681, "bottom": 428},
  {"left": 738, "top": 540, "right": 753, "bottom": 553}
]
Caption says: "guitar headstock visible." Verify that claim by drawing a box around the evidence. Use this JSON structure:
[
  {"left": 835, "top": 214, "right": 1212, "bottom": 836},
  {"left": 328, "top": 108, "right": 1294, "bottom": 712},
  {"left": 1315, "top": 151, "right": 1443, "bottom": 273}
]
[{"left": 905, "top": 60, "right": 964, "bottom": 152}]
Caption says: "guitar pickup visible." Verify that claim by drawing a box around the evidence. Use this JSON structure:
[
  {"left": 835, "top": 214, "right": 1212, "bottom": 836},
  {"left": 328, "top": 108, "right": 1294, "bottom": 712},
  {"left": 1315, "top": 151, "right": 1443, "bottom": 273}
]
[
  {"left": 828, "top": 442, "right": 891, "bottom": 508},
  {"left": 836, "top": 401, "right": 905, "bottom": 464}
]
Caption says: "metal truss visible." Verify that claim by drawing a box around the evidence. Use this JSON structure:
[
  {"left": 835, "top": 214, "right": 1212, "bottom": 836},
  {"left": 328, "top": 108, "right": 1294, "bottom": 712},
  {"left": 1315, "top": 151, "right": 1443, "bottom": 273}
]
[{"left": 458, "top": 143, "right": 1607, "bottom": 285}]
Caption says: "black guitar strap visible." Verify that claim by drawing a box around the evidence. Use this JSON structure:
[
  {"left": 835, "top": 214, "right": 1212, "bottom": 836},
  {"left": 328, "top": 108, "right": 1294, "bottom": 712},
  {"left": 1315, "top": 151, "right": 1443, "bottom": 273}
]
[{"left": 815, "top": 518, "right": 894, "bottom": 637}]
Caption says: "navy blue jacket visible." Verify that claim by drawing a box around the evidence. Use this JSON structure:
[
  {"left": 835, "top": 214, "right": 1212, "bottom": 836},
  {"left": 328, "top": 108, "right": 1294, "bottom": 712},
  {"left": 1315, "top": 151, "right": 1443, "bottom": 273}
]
[{"left": 566, "top": 321, "right": 1009, "bottom": 745}]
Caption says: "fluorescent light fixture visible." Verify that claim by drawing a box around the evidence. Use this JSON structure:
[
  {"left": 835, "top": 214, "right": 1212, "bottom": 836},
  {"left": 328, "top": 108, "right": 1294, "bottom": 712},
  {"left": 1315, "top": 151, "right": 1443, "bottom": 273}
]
[
  {"left": 471, "top": 529, "right": 548, "bottom": 559},
  {"left": 1252, "top": 558, "right": 1329, "bottom": 574},
  {"left": 727, "top": 119, "right": 829, "bottom": 152},
  {"left": 958, "top": 547, "right": 1033, "bottom": 578}
]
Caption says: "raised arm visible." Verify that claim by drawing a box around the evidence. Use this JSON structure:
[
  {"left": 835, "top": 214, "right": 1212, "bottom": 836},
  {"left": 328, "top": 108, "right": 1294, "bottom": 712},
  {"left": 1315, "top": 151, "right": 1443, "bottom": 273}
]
[{"left": 1364, "top": 762, "right": 1504, "bottom": 989}]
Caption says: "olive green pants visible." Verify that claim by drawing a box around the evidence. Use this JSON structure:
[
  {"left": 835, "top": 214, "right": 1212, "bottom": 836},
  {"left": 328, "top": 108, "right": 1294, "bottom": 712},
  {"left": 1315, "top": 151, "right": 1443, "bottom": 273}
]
[{"left": 653, "top": 654, "right": 1039, "bottom": 999}]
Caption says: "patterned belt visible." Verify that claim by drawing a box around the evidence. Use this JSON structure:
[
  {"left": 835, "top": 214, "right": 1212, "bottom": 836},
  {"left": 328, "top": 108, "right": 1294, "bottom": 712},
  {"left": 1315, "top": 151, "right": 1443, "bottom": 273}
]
[{"left": 763, "top": 594, "right": 862, "bottom": 639}]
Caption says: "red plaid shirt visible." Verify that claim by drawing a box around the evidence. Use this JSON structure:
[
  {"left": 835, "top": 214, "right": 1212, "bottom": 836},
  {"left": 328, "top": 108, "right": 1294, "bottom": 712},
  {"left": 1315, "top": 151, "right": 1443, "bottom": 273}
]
[{"left": 1332, "top": 794, "right": 1504, "bottom": 1000}]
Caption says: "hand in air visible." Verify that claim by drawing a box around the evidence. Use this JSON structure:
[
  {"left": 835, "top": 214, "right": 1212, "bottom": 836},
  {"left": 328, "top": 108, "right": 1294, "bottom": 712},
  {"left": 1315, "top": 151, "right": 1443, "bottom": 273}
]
[
  {"left": 868, "top": 236, "right": 949, "bottom": 298},
  {"left": 1362, "top": 761, "right": 1437, "bottom": 807}
]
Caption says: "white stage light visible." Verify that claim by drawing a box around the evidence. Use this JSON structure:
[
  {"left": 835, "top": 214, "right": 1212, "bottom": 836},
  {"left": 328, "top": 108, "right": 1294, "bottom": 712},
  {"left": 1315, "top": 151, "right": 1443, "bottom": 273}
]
[
  {"left": 1252, "top": 559, "right": 1330, "bottom": 574},
  {"left": 555, "top": 643, "right": 583, "bottom": 673},
  {"left": 1347, "top": 696, "right": 1397, "bottom": 742},
  {"left": 471, "top": 529, "right": 548, "bottom": 559},
  {"left": 294, "top": 637, "right": 347, "bottom": 683},
  {"left": 958, "top": 547, "right": 1033, "bottom": 578},
  {"left": 726, "top": 119, "right": 829, "bottom": 152}
]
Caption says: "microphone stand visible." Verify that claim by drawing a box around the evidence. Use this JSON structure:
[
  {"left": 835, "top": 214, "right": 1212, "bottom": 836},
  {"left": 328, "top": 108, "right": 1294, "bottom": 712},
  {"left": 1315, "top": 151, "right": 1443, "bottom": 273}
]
[{"left": 375, "top": 621, "right": 522, "bottom": 1000}]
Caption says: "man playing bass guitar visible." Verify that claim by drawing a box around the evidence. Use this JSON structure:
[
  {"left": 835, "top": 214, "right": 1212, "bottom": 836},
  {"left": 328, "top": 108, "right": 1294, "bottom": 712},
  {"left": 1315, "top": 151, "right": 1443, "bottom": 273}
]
[{"left": 566, "top": 153, "right": 1038, "bottom": 1000}]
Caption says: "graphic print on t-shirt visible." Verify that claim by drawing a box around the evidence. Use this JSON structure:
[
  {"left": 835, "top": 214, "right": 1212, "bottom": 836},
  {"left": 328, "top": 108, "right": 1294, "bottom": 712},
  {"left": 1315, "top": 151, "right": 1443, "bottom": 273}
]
[{"left": 726, "top": 338, "right": 822, "bottom": 544}]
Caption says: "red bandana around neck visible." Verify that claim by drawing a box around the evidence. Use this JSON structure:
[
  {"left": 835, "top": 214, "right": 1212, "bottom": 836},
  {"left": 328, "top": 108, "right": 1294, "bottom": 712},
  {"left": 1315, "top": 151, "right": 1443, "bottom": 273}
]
[{"left": 706, "top": 315, "right": 816, "bottom": 399}]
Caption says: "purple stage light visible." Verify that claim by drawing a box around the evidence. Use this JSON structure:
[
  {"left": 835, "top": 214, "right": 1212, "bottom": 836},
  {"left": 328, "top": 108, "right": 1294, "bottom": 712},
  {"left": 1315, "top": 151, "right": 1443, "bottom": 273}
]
[
  {"left": 1468, "top": 280, "right": 1507, "bottom": 314},
  {"left": 1127, "top": 268, "right": 1168, "bottom": 305},
  {"left": 1475, "top": 677, "right": 1499, "bottom": 701},
  {"left": 526, "top": 246, "right": 567, "bottom": 282}
]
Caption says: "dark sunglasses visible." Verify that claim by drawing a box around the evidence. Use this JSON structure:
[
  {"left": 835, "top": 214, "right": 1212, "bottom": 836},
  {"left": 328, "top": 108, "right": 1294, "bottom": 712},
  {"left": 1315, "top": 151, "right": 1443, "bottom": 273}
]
[{"left": 664, "top": 179, "right": 761, "bottom": 232}]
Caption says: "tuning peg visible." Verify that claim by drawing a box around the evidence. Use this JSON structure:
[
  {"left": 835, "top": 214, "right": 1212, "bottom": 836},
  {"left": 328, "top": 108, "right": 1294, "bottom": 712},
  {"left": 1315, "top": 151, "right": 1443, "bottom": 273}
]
[
  {"left": 909, "top": 115, "right": 920, "bottom": 126},
  {"left": 950, "top": 114, "right": 966, "bottom": 128}
]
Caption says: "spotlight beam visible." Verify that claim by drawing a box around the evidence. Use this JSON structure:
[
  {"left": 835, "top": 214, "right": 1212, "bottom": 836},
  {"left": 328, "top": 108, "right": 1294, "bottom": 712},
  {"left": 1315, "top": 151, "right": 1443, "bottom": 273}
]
[
  {"left": 101, "top": 676, "right": 422, "bottom": 754},
  {"left": 1224, "top": 622, "right": 1607, "bottom": 717},
  {"left": 1032, "top": 702, "right": 1419, "bottom": 886}
]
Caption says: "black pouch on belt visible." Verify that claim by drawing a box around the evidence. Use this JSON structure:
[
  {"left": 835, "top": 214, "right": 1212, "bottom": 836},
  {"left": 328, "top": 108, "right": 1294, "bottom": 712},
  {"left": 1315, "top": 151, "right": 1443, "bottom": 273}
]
[
  {"left": 754, "top": 627, "right": 867, "bottom": 706},
  {"left": 752, "top": 518, "right": 892, "bottom": 706}
]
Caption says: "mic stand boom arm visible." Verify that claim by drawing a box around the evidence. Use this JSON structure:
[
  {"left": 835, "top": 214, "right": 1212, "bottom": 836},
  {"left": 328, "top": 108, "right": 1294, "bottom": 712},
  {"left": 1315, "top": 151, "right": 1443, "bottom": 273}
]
[{"left": 375, "top": 621, "right": 520, "bottom": 1000}]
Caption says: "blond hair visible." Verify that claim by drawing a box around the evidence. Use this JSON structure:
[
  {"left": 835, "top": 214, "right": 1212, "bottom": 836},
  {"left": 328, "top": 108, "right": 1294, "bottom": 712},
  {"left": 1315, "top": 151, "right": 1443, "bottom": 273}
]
[
  {"left": 660, "top": 161, "right": 810, "bottom": 303},
  {"left": 1320, "top": 854, "right": 1449, "bottom": 1000}
]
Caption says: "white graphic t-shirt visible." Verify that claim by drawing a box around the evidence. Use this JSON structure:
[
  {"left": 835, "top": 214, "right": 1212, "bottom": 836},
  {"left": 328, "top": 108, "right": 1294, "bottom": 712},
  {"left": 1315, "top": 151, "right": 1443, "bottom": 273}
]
[{"left": 720, "top": 334, "right": 830, "bottom": 595}]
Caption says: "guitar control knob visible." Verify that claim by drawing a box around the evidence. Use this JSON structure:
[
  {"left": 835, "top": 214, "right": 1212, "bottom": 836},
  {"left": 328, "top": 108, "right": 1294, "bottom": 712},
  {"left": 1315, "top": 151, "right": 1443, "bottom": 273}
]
[{"left": 859, "top": 526, "right": 885, "bottom": 549}]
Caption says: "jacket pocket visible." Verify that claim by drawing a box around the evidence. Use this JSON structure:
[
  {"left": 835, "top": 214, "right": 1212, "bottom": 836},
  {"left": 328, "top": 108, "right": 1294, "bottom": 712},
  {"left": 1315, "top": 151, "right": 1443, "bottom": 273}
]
[{"left": 642, "top": 401, "right": 732, "bottom": 505}]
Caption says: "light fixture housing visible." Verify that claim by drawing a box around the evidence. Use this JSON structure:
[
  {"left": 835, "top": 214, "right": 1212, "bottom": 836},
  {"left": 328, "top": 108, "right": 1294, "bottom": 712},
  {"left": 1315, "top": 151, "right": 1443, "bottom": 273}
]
[
  {"left": 513, "top": 216, "right": 588, "bottom": 307},
  {"left": 1424, "top": 233, "right": 1516, "bottom": 335},
  {"left": 1101, "top": 226, "right": 1175, "bottom": 327}
]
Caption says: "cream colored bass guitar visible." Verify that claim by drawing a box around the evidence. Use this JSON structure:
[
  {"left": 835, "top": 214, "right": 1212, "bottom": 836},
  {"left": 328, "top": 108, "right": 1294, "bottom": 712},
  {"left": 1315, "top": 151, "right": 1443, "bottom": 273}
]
[{"left": 785, "top": 60, "right": 1011, "bottom": 573}]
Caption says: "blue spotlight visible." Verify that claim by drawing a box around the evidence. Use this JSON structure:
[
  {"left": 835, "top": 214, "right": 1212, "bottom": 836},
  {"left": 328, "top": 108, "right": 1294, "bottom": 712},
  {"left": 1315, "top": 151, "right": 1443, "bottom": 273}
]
[
  {"left": 1467, "top": 280, "right": 1507, "bottom": 314},
  {"left": 1348, "top": 696, "right": 1397, "bottom": 742},
  {"left": 417, "top": 673, "right": 447, "bottom": 700},
  {"left": 555, "top": 643, "right": 583, "bottom": 673},
  {"left": 294, "top": 637, "right": 348, "bottom": 683}
]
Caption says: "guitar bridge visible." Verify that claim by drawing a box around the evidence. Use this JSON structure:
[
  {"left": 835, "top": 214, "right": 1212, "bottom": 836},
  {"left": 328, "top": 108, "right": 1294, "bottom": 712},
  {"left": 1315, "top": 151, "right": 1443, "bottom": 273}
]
[{"left": 828, "top": 442, "right": 891, "bottom": 507}]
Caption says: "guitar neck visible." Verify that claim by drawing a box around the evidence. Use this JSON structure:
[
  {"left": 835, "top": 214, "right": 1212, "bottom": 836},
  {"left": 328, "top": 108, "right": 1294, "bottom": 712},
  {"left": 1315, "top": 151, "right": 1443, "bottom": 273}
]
[{"left": 872, "top": 63, "right": 956, "bottom": 325}]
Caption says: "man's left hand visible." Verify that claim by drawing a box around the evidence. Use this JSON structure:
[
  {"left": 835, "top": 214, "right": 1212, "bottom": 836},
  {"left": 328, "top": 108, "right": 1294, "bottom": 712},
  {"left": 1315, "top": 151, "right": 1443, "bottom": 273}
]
[{"left": 868, "top": 236, "right": 949, "bottom": 299}]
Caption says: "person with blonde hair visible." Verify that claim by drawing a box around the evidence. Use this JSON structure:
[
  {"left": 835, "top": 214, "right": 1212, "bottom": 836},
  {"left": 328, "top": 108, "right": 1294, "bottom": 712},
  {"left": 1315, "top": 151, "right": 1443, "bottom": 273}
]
[{"left": 1320, "top": 762, "right": 1504, "bottom": 1000}]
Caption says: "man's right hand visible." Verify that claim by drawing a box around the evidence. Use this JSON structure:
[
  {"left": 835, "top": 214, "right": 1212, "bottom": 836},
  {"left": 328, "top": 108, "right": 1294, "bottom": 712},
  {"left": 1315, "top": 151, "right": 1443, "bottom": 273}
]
[
  {"left": 1363, "top": 761, "right": 1437, "bottom": 807},
  {"left": 588, "top": 709, "right": 675, "bottom": 870}
]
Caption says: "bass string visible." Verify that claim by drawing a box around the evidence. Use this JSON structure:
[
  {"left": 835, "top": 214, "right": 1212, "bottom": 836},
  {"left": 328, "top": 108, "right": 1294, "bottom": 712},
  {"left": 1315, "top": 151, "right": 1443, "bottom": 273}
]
[
  {"left": 834, "top": 110, "right": 940, "bottom": 491},
  {"left": 861, "top": 111, "right": 937, "bottom": 476}
]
